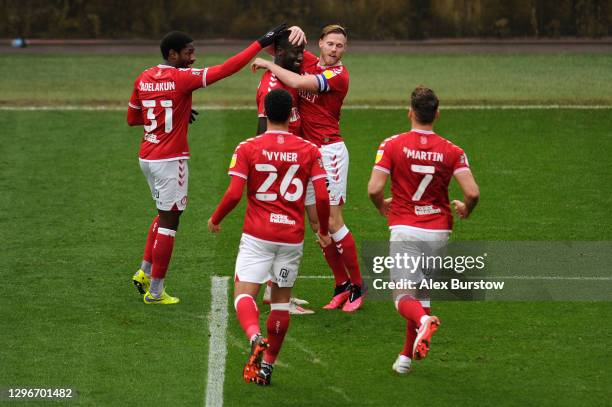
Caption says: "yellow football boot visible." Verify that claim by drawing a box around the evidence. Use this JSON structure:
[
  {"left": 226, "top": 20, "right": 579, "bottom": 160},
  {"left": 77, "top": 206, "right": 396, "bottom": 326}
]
[
  {"left": 132, "top": 269, "right": 150, "bottom": 294},
  {"left": 143, "top": 290, "right": 180, "bottom": 305}
]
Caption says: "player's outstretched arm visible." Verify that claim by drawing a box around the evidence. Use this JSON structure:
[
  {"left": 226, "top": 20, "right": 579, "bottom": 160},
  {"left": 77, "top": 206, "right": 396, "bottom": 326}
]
[
  {"left": 368, "top": 169, "right": 391, "bottom": 217},
  {"left": 208, "top": 176, "right": 246, "bottom": 232},
  {"left": 452, "top": 170, "right": 480, "bottom": 219},
  {"left": 251, "top": 57, "right": 319, "bottom": 92},
  {"left": 127, "top": 107, "right": 144, "bottom": 126},
  {"left": 127, "top": 87, "right": 144, "bottom": 126},
  {"left": 205, "top": 23, "right": 287, "bottom": 87},
  {"left": 312, "top": 177, "right": 331, "bottom": 246}
]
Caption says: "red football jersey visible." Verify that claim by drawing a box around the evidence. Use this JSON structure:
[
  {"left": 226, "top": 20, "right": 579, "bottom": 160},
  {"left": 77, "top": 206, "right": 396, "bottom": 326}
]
[
  {"left": 298, "top": 51, "right": 349, "bottom": 147},
  {"left": 228, "top": 130, "right": 326, "bottom": 244},
  {"left": 257, "top": 70, "right": 301, "bottom": 136},
  {"left": 129, "top": 65, "right": 209, "bottom": 161},
  {"left": 373, "top": 129, "right": 471, "bottom": 231}
]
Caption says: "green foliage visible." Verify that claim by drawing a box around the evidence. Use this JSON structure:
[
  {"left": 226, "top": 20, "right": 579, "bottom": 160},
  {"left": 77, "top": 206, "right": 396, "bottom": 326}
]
[{"left": 0, "top": 0, "right": 609, "bottom": 39}]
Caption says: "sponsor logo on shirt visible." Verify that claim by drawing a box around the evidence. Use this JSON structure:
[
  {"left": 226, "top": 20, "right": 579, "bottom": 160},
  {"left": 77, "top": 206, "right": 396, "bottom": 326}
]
[
  {"left": 299, "top": 89, "right": 318, "bottom": 103},
  {"left": 270, "top": 213, "right": 296, "bottom": 225},
  {"left": 144, "top": 133, "right": 160, "bottom": 144},
  {"left": 415, "top": 205, "right": 442, "bottom": 215},
  {"left": 375, "top": 149, "right": 384, "bottom": 164}
]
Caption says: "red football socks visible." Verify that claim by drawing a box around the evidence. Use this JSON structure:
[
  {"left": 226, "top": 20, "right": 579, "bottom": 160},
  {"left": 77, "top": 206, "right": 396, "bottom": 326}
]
[
  {"left": 264, "top": 307, "right": 291, "bottom": 365},
  {"left": 142, "top": 215, "right": 159, "bottom": 264},
  {"left": 332, "top": 227, "right": 363, "bottom": 286},
  {"left": 235, "top": 294, "right": 260, "bottom": 340},
  {"left": 151, "top": 227, "right": 175, "bottom": 280},
  {"left": 396, "top": 296, "right": 427, "bottom": 325},
  {"left": 321, "top": 242, "right": 349, "bottom": 286},
  {"left": 401, "top": 306, "right": 430, "bottom": 357}
]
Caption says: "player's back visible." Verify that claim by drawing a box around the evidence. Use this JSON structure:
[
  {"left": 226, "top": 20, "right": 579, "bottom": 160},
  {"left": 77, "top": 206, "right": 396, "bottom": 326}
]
[
  {"left": 231, "top": 131, "right": 323, "bottom": 244},
  {"left": 376, "top": 130, "right": 469, "bottom": 231},
  {"left": 133, "top": 65, "right": 205, "bottom": 161}
]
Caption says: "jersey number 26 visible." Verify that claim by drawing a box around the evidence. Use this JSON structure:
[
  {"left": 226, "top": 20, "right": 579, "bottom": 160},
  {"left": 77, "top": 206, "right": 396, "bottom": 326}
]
[{"left": 255, "top": 164, "right": 303, "bottom": 202}]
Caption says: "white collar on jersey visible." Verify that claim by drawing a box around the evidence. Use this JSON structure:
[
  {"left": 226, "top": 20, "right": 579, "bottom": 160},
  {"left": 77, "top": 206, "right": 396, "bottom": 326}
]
[
  {"left": 264, "top": 130, "right": 293, "bottom": 135},
  {"left": 157, "top": 64, "right": 175, "bottom": 69},
  {"left": 411, "top": 128, "right": 435, "bottom": 135},
  {"left": 317, "top": 60, "right": 343, "bottom": 69}
]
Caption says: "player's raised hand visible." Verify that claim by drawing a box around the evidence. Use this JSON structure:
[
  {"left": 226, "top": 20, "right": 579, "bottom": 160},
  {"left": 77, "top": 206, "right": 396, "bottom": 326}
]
[
  {"left": 189, "top": 109, "right": 198, "bottom": 124},
  {"left": 207, "top": 217, "right": 221, "bottom": 233},
  {"left": 257, "top": 23, "right": 287, "bottom": 48},
  {"left": 452, "top": 200, "right": 469, "bottom": 219},
  {"left": 251, "top": 57, "right": 271, "bottom": 72},
  {"left": 287, "top": 26, "right": 307, "bottom": 45},
  {"left": 380, "top": 197, "right": 392, "bottom": 217},
  {"left": 317, "top": 231, "right": 332, "bottom": 248}
]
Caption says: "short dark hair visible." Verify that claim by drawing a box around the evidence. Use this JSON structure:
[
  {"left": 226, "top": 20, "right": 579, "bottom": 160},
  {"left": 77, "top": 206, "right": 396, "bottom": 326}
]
[
  {"left": 410, "top": 86, "right": 439, "bottom": 124},
  {"left": 160, "top": 31, "right": 193, "bottom": 59},
  {"left": 274, "top": 29, "right": 291, "bottom": 51},
  {"left": 264, "top": 89, "right": 293, "bottom": 123}
]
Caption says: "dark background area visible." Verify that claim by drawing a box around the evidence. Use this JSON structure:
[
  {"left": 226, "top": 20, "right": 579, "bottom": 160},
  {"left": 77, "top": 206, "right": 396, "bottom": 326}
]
[{"left": 1, "top": 0, "right": 610, "bottom": 40}]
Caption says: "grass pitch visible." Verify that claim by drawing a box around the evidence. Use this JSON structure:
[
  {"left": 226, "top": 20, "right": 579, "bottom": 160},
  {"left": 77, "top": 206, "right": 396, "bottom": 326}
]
[
  {"left": 1, "top": 107, "right": 611, "bottom": 406},
  {"left": 2, "top": 52, "right": 612, "bottom": 106}
]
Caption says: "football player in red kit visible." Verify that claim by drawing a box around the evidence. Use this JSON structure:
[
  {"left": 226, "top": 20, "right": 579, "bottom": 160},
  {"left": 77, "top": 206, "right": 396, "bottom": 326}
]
[
  {"left": 252, "top": 25, "right": 365, "bottom": 312},
  {"left": 209, "top": 89, "right": 330, "bottom": 385},
  {"left": 255, "top": 29, "right": 316, "bottom": 315},
  {"left": 128, "top": 25, "right": 289, "bottom": 304},
  {"left": 367, "top": 86, "right": 480, "bottom": 373}
]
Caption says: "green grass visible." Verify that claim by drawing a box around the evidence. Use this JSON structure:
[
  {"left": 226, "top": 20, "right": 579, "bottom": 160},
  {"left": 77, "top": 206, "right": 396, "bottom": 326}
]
[
  {"left": 1, "top": 53, "right": 612, "bottom": 106},
  {"left": 1, "top": 108, "right": 611, "bottom": 406}
]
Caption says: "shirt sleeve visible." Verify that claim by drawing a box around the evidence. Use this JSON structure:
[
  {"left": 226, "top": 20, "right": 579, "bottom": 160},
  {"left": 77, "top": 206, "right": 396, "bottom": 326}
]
[
  {"left": 175, "top": 68, "right": 206, "bottom": 93},
  {"left": 315, "top": 67, "right": 348, "bottom": 93},
  {"left": 302, "top": 50, "right": 319, "bottom": 70},
  {"left": 228, "top": 142, "right": 250, "bottom": 179},
  {"left": 128, "top": 81, "right": 141, "bottom": 110},
  {"left": 310, "top": 148, "right": 328, "bottom": 181},
  {"left": 256, "top": 76, "right": 267, "bottom": 118},
  {"left": 373, "top": 138, "right": 393, "bottom": 174},
  {"left": 452, "top": 147, "right": 471, "bottom": 175}
]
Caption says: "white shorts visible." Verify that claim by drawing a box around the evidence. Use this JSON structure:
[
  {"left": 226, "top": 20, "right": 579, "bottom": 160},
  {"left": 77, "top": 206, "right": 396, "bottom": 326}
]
[
  {"left": 139, "top": 159, "right": 189, "bottom": 211},
  {"left": 305, "top": 142, "right": 349, "bottom": 206},
  {"left": 234, "top": 234, "right": 303, "bottom": 288},
  {"left": 389, "top": 226, "right": 449, "bottom": 284}
]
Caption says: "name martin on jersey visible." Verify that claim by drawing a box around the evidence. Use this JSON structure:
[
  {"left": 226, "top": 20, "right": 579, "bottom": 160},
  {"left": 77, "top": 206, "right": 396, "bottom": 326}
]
[
  {"left": 139, "top": 81, "right": 176, "bottom": 92},
  {"left": 403, "top": 147, "right": 444, "bottom": 162},
  {"left": 262, "top": 150, "right": 298, "bottom": 162}
]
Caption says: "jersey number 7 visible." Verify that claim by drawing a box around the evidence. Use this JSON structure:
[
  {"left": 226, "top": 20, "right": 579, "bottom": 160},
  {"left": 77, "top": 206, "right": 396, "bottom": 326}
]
[{"left": 411, "top": 164, "right": 435, "bottom": 201}]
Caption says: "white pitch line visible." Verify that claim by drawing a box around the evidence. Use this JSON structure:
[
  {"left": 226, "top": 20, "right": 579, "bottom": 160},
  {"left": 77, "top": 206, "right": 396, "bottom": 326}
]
[
  {"left": 298, "top": 275, "right": 612, "bottom": 281},
  {"left": 205, "top": 276, "right": 229, "bottom": 407},
  {"left": 1, "top": 104, "right": 611, "bottom": 111}
]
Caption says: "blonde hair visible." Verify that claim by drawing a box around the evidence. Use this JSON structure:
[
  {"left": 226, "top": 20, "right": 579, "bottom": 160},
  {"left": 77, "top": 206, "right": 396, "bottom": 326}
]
[{"left": 320, "top": 24, "right": 347, "bottom": 40}]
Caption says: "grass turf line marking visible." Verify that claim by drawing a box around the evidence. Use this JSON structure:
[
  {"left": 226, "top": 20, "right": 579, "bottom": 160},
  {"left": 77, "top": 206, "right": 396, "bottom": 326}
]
[
  {"left": 205, "top": 276, "right": 229, "bottom": 407},
  {"left": 1, "top": 105, "right": 612, "bottom": 111}
]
